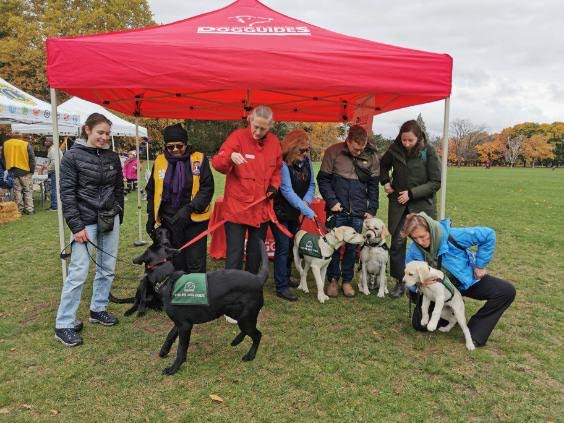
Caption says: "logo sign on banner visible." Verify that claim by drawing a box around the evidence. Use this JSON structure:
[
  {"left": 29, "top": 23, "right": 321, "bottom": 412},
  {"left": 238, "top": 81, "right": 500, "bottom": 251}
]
[
  {"left": 0, "top": 83, "right": 37, "bottom": 106},
  {"left": 198, "top": 15, "right": 311, "bottom": 36}
]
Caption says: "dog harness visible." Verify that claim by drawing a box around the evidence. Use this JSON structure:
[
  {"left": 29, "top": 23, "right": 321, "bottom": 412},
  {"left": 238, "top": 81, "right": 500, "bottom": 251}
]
[
  {"left": 416, "top": 276, "right": 456, "bottom": 302},
  {"left": 298, "top": 233, "right": 332, "bottom": 259}
]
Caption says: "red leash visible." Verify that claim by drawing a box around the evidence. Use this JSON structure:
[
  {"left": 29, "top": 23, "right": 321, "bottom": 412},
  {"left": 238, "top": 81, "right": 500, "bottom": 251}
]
[{"left": 176, "top": 193, "right": 294, "bottom": 252}]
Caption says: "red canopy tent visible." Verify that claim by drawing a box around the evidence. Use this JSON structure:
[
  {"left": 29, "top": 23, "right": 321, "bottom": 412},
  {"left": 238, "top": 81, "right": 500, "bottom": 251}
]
[
  {"left": 46, "top": 0, "right": 451, "bottom": 124},
  {"left": 45, "top": 0, "right": 453, "bottom": 279}
]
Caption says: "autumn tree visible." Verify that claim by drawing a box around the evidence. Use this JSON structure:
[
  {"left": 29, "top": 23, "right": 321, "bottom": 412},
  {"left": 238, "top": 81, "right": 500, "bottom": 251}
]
[
  {"left": 449, "top": 119, "right": 486, "bottom": 165},
  {"left": 522, "top": 134, "right": 554, "bottom": 167},
  {"left": 0, "top": 0, "right": 154, "bottom": 100}
]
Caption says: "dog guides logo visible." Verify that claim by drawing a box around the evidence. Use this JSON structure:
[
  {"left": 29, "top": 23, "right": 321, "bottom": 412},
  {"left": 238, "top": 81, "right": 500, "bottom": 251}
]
[{"left": 197, "top": 15, "right": 311, "bottom": 36}]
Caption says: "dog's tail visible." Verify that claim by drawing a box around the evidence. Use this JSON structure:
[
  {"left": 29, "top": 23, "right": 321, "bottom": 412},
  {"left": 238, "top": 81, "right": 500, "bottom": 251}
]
[
  {"left": 256, "top": 240, "right": 269, "bottom": 286},
  {"left": 109, "top": 292, "right": 134, "bottom": 304}
]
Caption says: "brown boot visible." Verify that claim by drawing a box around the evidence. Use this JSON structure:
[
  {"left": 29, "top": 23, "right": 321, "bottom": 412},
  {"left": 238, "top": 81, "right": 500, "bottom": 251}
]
[
  {"left": 342, "top": 282, "right": 356, "bottom": 297},
  {"left": 326, "top": 278, "right": 339, "bottom": 297}
]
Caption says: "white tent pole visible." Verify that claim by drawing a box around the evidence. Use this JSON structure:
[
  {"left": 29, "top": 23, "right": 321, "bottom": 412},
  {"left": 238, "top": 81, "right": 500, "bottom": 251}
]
[
  {"left": 133, "top": 117, "right": 146, "bottom": 246},
  {"left": 439, "top": 97, "right": 451, "bottom": 219},
  {"left": 50, "top": 88, "right": 67, "bottom": 281},
  {"left": 111, "top": 135, "right": 115, "bottom": 151}
]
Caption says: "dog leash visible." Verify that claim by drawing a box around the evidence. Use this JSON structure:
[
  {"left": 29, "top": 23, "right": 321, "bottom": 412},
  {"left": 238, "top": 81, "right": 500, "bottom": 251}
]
[{"left": 176, "top": 192, "right": 294, "bottom": 252}]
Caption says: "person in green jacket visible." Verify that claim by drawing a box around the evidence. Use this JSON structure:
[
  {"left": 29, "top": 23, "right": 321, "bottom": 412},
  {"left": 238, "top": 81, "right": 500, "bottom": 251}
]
[{"left": 379, "top": 120, "right": 441, "bottom": 298}]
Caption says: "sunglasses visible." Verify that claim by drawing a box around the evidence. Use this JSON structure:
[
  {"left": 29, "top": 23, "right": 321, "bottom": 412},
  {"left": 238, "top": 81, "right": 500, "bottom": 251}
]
[
  {"left": 298, "top": 147, "right": 310, "bottom": 154},
  {"left": 166, "top": 143, "right": 185, "bottom": 152}
]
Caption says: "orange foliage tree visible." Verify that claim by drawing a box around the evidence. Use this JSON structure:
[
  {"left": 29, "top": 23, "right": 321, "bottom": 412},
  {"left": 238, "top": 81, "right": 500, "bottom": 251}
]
[{"left": 522, "top": 134, "right": 554, "bottom": 167}]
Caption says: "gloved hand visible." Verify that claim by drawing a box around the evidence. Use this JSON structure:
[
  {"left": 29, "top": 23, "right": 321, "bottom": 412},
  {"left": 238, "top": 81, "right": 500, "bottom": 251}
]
[
  {"left": 266, "top": 185, "right": 277, "bottom": 200},
  {"left": 170, "top": 204, "right": 192, "bottom": 227},
  {"left": 146, "top": 217, "right": 156, "bottom": 237}
]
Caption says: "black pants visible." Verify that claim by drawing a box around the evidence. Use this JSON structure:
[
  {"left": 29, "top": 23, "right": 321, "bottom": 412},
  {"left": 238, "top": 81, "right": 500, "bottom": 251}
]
[
  {"left": 411, "top": 274, "right": 516, "bottom": 346},
  {"left": 162, "top": 219, "right": 208, "bottom": 274},
  {"left": 389, "top": 209, "right": 409, "bottom": 280},
  {"left": 224, "top": 221, "right": 268, "bottom": 274}
]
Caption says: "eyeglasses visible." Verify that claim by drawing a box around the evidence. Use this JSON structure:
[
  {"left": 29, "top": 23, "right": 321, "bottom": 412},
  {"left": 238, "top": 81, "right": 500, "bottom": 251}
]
[
  {"left": 166, "top": 143, "right": 185, "bottom": 152},
  {"left": 298, "top": 147, "right": 310, "bottom": 154}
]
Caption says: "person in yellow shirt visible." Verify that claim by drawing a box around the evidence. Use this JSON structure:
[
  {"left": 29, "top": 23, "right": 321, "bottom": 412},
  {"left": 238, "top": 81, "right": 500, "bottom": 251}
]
[
  {"left": 1, "top": 133, "right": 36, "bottom": 214},
  {"left": 145, "top": 124, "right": 214, "bottom": 273}
]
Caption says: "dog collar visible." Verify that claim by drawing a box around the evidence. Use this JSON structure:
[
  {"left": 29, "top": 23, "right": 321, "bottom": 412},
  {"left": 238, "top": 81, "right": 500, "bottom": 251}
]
[{"left": 145, "top": 258, "right": 168, "bottom": 270}]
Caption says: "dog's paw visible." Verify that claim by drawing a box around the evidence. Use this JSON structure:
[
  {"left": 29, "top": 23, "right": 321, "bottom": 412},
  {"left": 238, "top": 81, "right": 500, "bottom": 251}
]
[
  {"left": 298, "top": 284, "right": 309, "bottom": 293},
  {"left": 242, "top": 352, "right": 256, "bottom": 361},
  {"left": 427, "top": 322, "right": 437, "bottom": 332},
  {"left": 438, "top": 326, "right": 451, "bottom": 333},
  {"left": 420, "top": 317, "right": 429, "bottom": 326},
  {"left": 377, "top": 290, "right": 386, "bottom": 298},
  {"left": 162, "top": 366, "right": 177, "bottom": 376},
  {"left": 466, "top": 342, "right": 476, "bottom": 351},
  {"left": 159, "top": 348, "right": 170, "bottom": 358},
  {"left": 317, "top": 293, "right": 330, "bottom": 303}
]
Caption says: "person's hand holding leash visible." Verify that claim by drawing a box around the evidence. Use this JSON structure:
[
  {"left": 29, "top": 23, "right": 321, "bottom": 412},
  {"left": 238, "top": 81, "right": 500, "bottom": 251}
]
[
  {"left": 330, "top": 202, "right": 343, "bottom": 212},
  {"left": 397, "top": 190, "right": 410, "bottom": 205},
  {"left": 421, "top": 276, "right": 438, "bottom": 287},
  {"left": 230, "top": 152, "right": 247, "bottom": 165},
  {"left": 384, "top": 183, "right": 394, "bottom": 194},
  {"left": 474, "top": 267, "right": 487, "bottom": 280},
  {"left": 74, "top": 229, "right": 89, "bottom": 243}
]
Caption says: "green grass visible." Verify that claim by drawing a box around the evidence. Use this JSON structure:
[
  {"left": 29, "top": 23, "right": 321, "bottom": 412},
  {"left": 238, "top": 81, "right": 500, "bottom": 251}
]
[{"left": 0, "top": 167, "right": 562, "bottom": 422}]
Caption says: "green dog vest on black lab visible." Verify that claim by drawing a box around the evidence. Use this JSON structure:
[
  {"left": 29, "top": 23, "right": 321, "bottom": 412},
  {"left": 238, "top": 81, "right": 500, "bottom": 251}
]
[
  {"left": 298, "top": 233, "right": 323, "bottom": 258},
  {"left": 171, "top": 273, "right": 209, "bottom": 305}
]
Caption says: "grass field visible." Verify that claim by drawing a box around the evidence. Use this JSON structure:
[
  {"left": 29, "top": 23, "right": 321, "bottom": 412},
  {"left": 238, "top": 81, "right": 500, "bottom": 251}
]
[{"left": 0, "top": 167, "right": 562, "bottom": 422}]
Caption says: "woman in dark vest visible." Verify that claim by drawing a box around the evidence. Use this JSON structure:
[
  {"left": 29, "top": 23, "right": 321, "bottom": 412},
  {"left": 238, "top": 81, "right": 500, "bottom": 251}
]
[
  {"left": 145, "top": 123, "right": 214, "bottom": 274},
  {"left": 380, "top": 120, "right": 442, "bottom": 298},
  {"left": 271, "top": 129, "right": 316, "bottom": 301}
]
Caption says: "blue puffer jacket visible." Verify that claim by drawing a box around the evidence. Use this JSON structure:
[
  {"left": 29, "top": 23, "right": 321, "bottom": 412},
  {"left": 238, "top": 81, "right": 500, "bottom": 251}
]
[{"left": 405, "top": 216, "right": 496, "bottom": 291}]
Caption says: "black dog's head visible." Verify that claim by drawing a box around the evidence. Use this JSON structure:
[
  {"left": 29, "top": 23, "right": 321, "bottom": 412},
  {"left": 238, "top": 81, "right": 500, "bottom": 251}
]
[
  {"left": 151, "top": 226, "right": 173, "bottom": 247},
  {"left": 133, "top": 242, "right": 179, "bottom": 286}
]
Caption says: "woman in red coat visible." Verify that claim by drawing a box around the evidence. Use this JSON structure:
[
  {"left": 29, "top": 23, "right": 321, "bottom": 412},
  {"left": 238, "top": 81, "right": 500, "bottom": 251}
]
[{"left": 211, "top": 105, "right": 282, "bottom": 274}]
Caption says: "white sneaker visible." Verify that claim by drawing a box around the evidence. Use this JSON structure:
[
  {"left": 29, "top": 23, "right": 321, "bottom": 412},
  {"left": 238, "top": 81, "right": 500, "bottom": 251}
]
[{"left": 225, "top": 315, "right": 237, "bottom": 324}]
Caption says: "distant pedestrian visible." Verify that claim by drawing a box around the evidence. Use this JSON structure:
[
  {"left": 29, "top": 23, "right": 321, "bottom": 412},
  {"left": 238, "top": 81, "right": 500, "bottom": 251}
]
[
  {"left": 1, "top": 133, "right": 35, "bottom": 214},
  {"left": 45, "top": 136, "right": 62, "bottom": 210}
]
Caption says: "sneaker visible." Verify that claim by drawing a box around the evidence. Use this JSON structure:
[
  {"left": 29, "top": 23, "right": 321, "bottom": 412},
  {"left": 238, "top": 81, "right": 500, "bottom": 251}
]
[
  {"left": 276, "top": 288, "right": 298, "bottom": 302},
  {"left": 89, "top": 310, "right": 119, "bottom": 326},
  {"left": 73, "top": 320, "right": 84, "bottom": 332},
  {"left": 48, "top": 208, "right": 58, "bottom": 212},
  {"left": 54, "top": 328, "right": 83, "bottom": 347},
  {"left": 288, "top": 276, "right": 300, "bottom": 288}
]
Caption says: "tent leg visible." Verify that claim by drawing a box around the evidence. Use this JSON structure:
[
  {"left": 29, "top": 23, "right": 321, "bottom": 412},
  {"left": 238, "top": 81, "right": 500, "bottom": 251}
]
[
  {"left": 439, "top": 97, "right": 450, "bottom": 219},
  {"left": 134, "top": 117, "right": 147, "bottom": 247},
  {"left": 50, "top": 88, "right": 68, "bottom": 281}
]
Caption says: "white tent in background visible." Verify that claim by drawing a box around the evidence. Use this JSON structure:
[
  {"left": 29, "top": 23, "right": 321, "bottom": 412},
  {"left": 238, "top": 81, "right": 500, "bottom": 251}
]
[
  {"left": 0, "top": 77, "right": 79, "bottom": 125},
  {"left": 11, "top": 96, "right": 148, "bottom": 137}
]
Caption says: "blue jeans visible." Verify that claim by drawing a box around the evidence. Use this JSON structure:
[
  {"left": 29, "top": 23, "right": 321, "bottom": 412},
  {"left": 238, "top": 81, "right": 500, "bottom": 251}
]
[
  {"left": 55, "top": 215, "right": 120, "bottom": 329},
  {"left": 270, "top": 220, "right": 300, "bottom": 292},
  {"left": 326, "top": 214, "right": 364, "bottom": 283},
  {"left": 48, "top": 172, "right": 57, "bottom": 209}
]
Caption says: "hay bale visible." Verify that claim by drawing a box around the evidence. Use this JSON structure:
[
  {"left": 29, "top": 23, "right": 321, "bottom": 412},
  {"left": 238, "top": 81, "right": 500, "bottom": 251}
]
[{"left": 0, "top": 201, "right": 20, "bottom": 224}]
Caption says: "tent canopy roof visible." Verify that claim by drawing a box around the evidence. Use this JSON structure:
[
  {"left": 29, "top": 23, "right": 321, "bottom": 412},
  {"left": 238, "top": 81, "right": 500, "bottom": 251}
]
[
  {"left": 0, "top": 77, "right": 79, "bottom": 125},
  {"left": 11, "top": 97, "right": 148, "bottom": 137},
  {"left": 46, "top": 0, "right": 452, "bottom": 123}
]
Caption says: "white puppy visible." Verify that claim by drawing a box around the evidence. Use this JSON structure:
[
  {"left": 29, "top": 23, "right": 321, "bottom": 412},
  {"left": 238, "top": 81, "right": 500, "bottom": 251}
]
[
  {"left": 403, "top": 261, "right": 475, "bottom": 351},
  {"left": 359, "top": 217, "right": 390, "bottom": 297},
  {"left": 293, "top": 226, "right": 365, "bottom": 303}
]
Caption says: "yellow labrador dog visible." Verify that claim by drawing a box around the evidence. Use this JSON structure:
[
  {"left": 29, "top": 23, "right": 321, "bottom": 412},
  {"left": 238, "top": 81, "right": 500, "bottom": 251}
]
[
  {"left": 403, "top": 261, "right": 475, "bottom": 351},
  {"left": 293, "top": 226, "right": 365, "bottom": 303},
  {"left": 359, "top": 217, "right": 390, "bottom": 297}
]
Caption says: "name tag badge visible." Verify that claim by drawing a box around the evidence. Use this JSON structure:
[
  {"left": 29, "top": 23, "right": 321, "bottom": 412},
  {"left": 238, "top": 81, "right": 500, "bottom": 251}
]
[{"left": 244, "top": 154, "right": 255, "bottom": 159}]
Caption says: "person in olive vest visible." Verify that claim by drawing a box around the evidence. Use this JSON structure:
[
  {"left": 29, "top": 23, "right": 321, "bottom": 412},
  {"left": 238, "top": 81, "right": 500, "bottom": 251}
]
[
  {"left": 271, "top": 129, "right": 316, "bottom": 301},
  {"left": 145, "top": 123, "right": 214, "bottom": 273},
  {"left": 1, "top": 133, "right": 35, "bottom": 214}
]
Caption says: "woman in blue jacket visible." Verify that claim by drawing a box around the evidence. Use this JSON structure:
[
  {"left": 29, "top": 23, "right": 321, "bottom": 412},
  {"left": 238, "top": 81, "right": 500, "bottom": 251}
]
[
  {"left": 271, "top": 129, "right": 316, "bottom": 302},
  {"left": 402, "top": 212, "right": 515, "bottom": 347}
]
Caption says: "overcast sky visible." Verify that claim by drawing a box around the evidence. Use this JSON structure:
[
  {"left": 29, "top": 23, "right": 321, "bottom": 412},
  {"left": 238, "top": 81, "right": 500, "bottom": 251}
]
[{"left": 147, "top": 0, "right": 563, "bottom": 138}]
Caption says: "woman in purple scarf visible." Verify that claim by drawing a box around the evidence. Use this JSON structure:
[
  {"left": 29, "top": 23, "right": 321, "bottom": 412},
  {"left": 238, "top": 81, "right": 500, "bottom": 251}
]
[{"left": 145, "top": 124, "right": 214, "bottom": 273}]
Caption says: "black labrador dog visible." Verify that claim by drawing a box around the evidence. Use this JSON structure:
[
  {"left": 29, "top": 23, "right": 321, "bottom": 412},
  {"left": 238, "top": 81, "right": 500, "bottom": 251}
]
[
  {"left": 110, "top": 227, "right": 173, "bottom": 316},
  {"left": 132, "top": 238, "right": 269, "bottom": 375}
]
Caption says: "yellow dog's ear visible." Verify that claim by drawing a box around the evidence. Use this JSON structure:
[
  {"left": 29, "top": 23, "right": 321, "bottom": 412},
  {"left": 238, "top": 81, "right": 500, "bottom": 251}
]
[
  {"left": 381, "top": 225, "right": 391, "bottom": 239},
  {"left": 333, "top": 226, "right": 345, "bottom": 242},
  {"left": 417, "top": 263, "right": 428, "bottom": 283}
]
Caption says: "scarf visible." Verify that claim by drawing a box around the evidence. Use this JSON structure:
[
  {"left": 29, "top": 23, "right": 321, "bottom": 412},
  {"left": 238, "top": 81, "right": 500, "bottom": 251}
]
[{"left": 162, "top": 149, "right": 189, "bottom": 209}]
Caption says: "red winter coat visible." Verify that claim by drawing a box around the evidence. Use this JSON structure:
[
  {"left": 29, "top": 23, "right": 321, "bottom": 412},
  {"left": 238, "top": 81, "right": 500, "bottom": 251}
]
[{"left": 211, "top": 127, "right": 282, "bottom": 227}]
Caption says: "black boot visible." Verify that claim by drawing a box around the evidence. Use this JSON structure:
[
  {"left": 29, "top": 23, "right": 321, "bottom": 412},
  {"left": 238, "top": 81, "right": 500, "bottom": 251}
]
[{"left": 389, "top": 280, "right": 405, "bottom": 299}]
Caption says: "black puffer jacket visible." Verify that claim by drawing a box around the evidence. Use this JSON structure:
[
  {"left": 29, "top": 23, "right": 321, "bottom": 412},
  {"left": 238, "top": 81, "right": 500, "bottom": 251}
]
[{"left": 60, "top": 139, "right": 124, "bottom": 234}]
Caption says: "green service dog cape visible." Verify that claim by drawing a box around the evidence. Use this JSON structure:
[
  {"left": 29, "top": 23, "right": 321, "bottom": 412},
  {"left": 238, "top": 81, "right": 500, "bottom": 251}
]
[
  {"left": 171, "top": 273, "right": 209, "bottom": 305},
  {"left": 298, "top": 233, "right": 323, "bottom": 258}
]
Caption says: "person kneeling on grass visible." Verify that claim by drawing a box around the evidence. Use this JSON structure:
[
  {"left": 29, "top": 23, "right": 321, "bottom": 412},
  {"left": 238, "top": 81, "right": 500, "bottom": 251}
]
[{"left": 402, "top": 212, "right": 515, "bottom": 347}]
